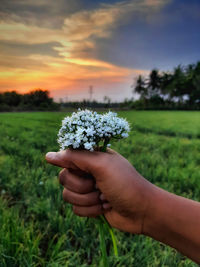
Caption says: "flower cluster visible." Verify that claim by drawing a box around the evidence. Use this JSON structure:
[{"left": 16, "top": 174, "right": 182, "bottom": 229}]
[{"left": 57, "top": 109, "right": 130, "bottom": 151}]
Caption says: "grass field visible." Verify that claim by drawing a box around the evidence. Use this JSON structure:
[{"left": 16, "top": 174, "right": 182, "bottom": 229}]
[{"left": 0, "top": 111, "right": 200, "bottom": 266}]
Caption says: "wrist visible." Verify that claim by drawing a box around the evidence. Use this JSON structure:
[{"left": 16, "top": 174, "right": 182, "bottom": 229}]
[
  {"left": 142, "top": 184, "right": 166, "bottom": 237},
  {"left": 142, "top": 184, "right": 178, "bottom": 245},
  {"left": 128, "top": 175, "right": 161, "bottom": 235}
]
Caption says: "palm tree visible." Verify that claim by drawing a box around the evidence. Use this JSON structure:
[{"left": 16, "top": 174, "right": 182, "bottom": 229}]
[
  {"left": 147, "top": 69, "right": 161, "bottom": 97},
  {"left": 133, "top": 75, "right": 147, "bottom": 99}
]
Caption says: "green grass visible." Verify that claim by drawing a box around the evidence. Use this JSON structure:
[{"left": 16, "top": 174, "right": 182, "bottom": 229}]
[
  {"left": 0, "top": 111, "right": 200, "bottom": 266},
  {"left": 119, "top": 111, "right": 200, "bottom": 138}
]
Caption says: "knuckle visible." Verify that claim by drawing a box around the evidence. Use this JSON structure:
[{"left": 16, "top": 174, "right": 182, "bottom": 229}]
[
  {"left": 60, "top": 149, "right": 74, "bottom": 168},
  {"left": 65, "top": 149, "right": 72, "bottom": 157},
  {"left": 64, "top": 149, "right": 73, "bottom": 163},
  {"left": 91, "top": 191, "right": 101, "bottom": 204},
  {"left": 94, "top": 153, "right": 109, "bottom": 171},
  {"left": 83, "top": 192, "right": 99, "bottom": 206},
  {"left": 84, "top": 179, "right": 94, "bottom": 192},
  {"left": 76, "top": 179, "right": 94, "bottom": 194},
  {"left": 62, "top": 189, "right": 69, "bottom": 202},
  {"left": 75, "top": 181, "right": 85, "bottom": 193},
  {"left": 59, "top": 169, "right": 68, "bottom": 186}
]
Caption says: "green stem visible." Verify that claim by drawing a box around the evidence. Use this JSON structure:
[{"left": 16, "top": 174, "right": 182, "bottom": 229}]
[
  {"left": 97, "top": 146, "right": 119, "bottom": 265},
  {"left": 98, "top": 218, "right": 109, "bottom": 267},
  {"left": 100, "top": 215, "right": 119, "bottom": 257},
  {"left": 102, "top": 138, "right": 110, "bottom": 152}
]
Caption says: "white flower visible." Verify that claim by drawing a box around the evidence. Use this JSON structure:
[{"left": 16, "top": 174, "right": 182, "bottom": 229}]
[
  {"left": 86, "top": 127, "right": 95, "bottom": 136},
  {"left": 57, "top": 109, "right": 130, "bottom": 151},
  {"left": 84, "top": 142, "right": 94, "bottom": 150},
  {"left": 76, "top": 127, "right": 85, "bottom": 136},
  {"left": 73, "top": 142, "right": 80, "bottom": 149},
  {"left": 121, "top": 133, "right": 129, "bottom": 138}
]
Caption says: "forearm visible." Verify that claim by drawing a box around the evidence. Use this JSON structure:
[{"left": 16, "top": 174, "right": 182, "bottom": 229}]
[{"left": 143, "top": 186, "right": 200, "bottom": 263}]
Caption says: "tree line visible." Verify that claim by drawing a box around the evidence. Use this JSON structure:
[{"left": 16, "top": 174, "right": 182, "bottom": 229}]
[
  {"left": 0, "top": 89, "right": 59, "bottom": 111},
  {"left": 132, "top": 61, "right": 200, "bottom": 110},
  {"left": 0, "top": 61, "right": 199, "bottom": 111}
]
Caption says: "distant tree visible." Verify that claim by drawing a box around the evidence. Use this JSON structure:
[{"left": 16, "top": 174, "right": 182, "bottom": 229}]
[
  {"left": 0, "top": 89, "right": 59, "bottom": 111},
  {"left": 160, "top": 72, "right": 173, "bottom": 98},
  {"left": 132, "top": 61, "right": 200, "bottom": 110},
  {"left": 185, "top": 62, "right": 200, "bottom": 105},
  {"left": 23, "top": 89, "right": 53, "bottom": 107},
  {"left": 2, "top": 91, "right": 22, "bottom": 106},
  {"left": 133, "top": 75, "right": 147, "bottom": 100},
  {"left": 147, "top": 69, "right": 161, "bottom": 97},
  {"left": 169, "top": 65, "right": 187, "bottom": 102}
]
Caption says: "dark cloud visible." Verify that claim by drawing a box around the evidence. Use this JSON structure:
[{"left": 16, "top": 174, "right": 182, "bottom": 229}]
[
  {"left": 0, "top": 40, "right": 63, "bottom": 58},
  {"left": 93, "top": 0, "right": 200, "bottom": 71}
]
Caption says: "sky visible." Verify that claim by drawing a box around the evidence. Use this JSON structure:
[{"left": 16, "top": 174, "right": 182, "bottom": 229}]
[{"left": 0, "top": 0, "right": 200, "bottom": 102}]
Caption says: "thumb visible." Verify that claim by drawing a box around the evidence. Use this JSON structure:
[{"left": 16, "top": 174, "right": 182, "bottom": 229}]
[
  {"left": 45, "top": 150, "right": 73, "bottom": 168},
  {"left": 45, "top": 149, "right": 102, "bottom": 173}
]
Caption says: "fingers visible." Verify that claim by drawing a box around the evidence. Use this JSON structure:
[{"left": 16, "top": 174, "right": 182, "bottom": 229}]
[
  {"left": 63, "top": 186, "right": 111, "bottom": 217},
  {"left": 61, "top": 169, "right": 101, "bottom": 206},
  {"left": 73, "top": 205, "right": 104, "bottom": 218},
  {"left": 99, "top": 194, "right": 111, "bottom": 209},
  {"left": 59, "top": 168, "right": 94, "bottom": 194},
  {"left": 63, "top": 187, "right": 101, "bottom": 206},
  {"left": 59, "top": 169, "right": 111, "bottom": 217}
]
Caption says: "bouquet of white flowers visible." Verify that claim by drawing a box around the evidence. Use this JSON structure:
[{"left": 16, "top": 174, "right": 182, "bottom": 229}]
[
  {"left": 57, "top": 109, "right": 130, "bottom": 266},
  {"left": 58, "top": 109, "right": 130, "bottom": 152}
]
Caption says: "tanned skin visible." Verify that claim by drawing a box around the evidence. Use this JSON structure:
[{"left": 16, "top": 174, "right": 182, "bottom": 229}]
[{"left": 46, "top": 149, "right": 200, "bottom": 263}]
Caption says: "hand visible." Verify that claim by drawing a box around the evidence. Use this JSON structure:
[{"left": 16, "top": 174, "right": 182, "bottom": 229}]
[
  {"left": 46, "top": 149, "right": 200, "bottom": 263},
  {"left": 46, "top": 149, "right": 155, "bottom": 234}
]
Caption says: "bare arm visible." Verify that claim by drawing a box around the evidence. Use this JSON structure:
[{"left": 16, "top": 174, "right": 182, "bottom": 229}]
[
  {"left": 144, "top": 186, "right": 200, "bottom": 262},
  {"left": 46, "top": 149, "right": 200, "bottom": 263}
]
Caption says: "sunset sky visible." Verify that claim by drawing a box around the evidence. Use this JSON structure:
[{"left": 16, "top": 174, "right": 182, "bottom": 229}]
[{"left": 0, "top": 0, "right": 200, "bottom": 101}]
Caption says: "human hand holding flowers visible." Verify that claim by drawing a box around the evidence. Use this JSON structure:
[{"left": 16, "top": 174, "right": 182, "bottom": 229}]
[
  {"left": 46, "top": 148, "right": 153, "bottom": 234},
  {"left": 46, "top": 147, "right": 200, "bottom": 264},
  {"left": 47, "top": 110, "right": 131, "bottom": 266},
  {"left": 46, "top": 109, "right": 200, "bottom": 264}
]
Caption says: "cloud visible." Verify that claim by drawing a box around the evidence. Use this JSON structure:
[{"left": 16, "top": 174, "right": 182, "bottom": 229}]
[
  {"left": 63, "top": 0, "right": 170, "bottom": 47},
  {"left": 58, "top": 0, "right": 171, "bottom": 66},
  {"left": 0, "top": 0, "right": 170, "bottom": 45},
  {"left": 0, "top": 41, "right": 63, "bottom": 58},
  {"left": 0, "top": 0, "right": 83, "bottom": 29},
  {"left": 0, "top": 0, "right": 168, "bottom": 100}
]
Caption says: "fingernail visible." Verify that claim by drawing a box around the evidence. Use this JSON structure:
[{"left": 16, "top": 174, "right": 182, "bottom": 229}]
[
  {"left": 100, "top": 194, "right": 106, "bottom": 201},
  {"left": 45, "top": 152, "right": 57, "bottom": 161},
  {"left": 103, "top": 203, "right": 111, "bottom": 210}
]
